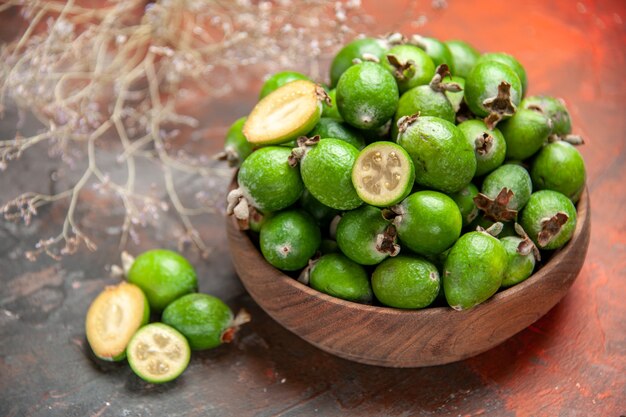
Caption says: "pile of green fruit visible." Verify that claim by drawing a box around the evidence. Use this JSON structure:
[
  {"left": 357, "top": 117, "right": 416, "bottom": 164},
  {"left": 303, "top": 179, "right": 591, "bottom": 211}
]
[
  {"left": 224, "top": 33, "right": 585, "bottom": 311},
  {"left": 85, "top": 249, "right": 249, "bottom": 383}
]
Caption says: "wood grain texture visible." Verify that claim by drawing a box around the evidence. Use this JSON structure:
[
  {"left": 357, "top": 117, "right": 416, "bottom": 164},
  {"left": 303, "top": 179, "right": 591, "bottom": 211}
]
[{"left": 227, "top": 189, "right": 590, "bottom": 367}]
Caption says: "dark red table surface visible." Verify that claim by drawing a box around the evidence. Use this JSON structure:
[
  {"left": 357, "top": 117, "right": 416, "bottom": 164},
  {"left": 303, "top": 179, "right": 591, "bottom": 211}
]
[{"left": 1, "top": 1, "right": 625, "bottom": 416}]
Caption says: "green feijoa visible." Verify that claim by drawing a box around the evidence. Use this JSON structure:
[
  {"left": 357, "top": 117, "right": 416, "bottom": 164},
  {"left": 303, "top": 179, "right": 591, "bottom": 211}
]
[
  {"left": 321, "top": 88, "right": 343, "bottom": 120},
  {"left": 464, "top": 61, "right": 522, "bottom": 122},
  {"left": 259, "top": 71, "right": 310, "bottom": 99},
  {"left": 299, "top": 188, "right": 340, "bottom": 228},
  {"left": 259, "top": 210, "right": 321, "bottom": 271},
  {"left": 531, "top": 141, "right": 586, "bottom": 203},
  {"left": 235, "top": 146, "right": 303, "bottom": 213},
  {"left": 126, "top": 323, "right": 191, "bottom": 384},
  {"left": 308, "top": 118, "right": 366, "bottom": 150},
  {"left": 500, "top": 236, "right": 536, "bottom": 288},
  {"left": 352, "top": 142, "right": 415, "bottom": 207},
  {"left": 309, "top": 253, "right": 373, "bottom": 303},
  {"left": 330, "top": 37, "right": 388, "bottom": 87},
  {"left": 498, "top": 108, "right": 552, "bottom": 160},
  {"left": 336, "top": 205, "right": 398, "bottom": 265},
  {"left": 476, "top": 52, "right": 528, "bottom": 95},
  {"left": 391, "top": 84, "right": 456, "bottom": 140},
  {"left": 220, "top": 117, "right": 253, "bottom": 167},
  {"left": 448, "top": 182, "right": 480, "bottom": 227},
  {"left": 319, "top": 239, "right": 339, "bottom": 255},
  {"left": 336, "top": 62, "right": 399, "bottom": 130},
  {"left": 300, "top": 138, "right": 363, "bottom": 210},
  {"left": 85, "top": 282, "right": 150, "bottom": 361},
  {"left": 520, "top": 96, "right": 572, "bottom": 136},
  {"left": 457, "top": 119, "right": 507, "bottom": 177},
  {"left": 382, "top": 44, "right": 436, "bottom": 93},
  {"left": 445, "top": 40, "right": 480, "bottom": 78},
  {"left": 244, "top": 80, "right": 324, "bottom": 145},
  {"left": 444, "top": 75, "right": 465, "bottom": 112},
  {"left": 392, "top": 191, "right": 462, "bottom": 257},
  {"left": 520, "top": 190, "right": 577, "bottom": 250},
  {"left": 412, "top": 35, "right": 455, "bottom": 72},
  {"left": 248, "top": 208, "right": 273, "bottom": 233},
  {"left": 396, "top": 115, "right": 476, "bottom": 193},
  {"left": 443, "top": 231, "right": 507, "bottom": 310},
  {"left": 478, "top": 164, "right": 533, "bottom": 222},
  {"left": 372, "top": 255, "right": 440, "bottom": 309},
  {"left": 127, "top": 249, "right": 198, "bottom": 312},
  {"left": 162, "top": 293, "right": 235, "bottom": 350}
]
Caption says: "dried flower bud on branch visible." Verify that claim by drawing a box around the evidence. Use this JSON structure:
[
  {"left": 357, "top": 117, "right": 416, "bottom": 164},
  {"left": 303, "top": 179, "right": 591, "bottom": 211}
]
[{"left": 0, "top": 0, "right": 373, "bottom": 260}]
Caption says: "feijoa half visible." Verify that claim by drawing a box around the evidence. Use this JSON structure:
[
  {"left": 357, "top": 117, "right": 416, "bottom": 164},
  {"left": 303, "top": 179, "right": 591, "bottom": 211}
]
[
  {"left": 243, "top": 80, "right": 325, "bottom": 145},
  {"left": 352, "top": 142, "right": 415, "bottom": 207},
  {"left": 85, "top": 282, "right": 150, "bottom": 361},
  {"left": 126, "top": 322, "right": 191, "bottom": 384}
]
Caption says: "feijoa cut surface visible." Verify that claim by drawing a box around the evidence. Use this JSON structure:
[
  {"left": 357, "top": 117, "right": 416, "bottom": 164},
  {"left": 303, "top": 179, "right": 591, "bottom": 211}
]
[
  {"left": 85, "top": 282, "right": 150, "bottom": 361},
  {"left": 127, "top": 322, "right": 191, "bottom": 384},
  {"left": 244, "top": 80, "right": 324, "bottom": 145},
  {"left": 352, "top": 142, "right": 415, "bottom": 207}
]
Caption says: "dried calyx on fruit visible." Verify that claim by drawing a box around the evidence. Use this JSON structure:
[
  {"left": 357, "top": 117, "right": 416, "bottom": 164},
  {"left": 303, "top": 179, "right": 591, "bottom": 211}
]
[
  {"left": 288, "top": 136, "right": 321, "bottom": 167},
  {"left": 227, "top": 146, "right": 304, "bottom": 230},
  {"left": 483, "top": 82, "right": 517, "bottom": 129},
  {"left": 429, "top": 64, "right": 463, "bottom": 93},
  {"left": 513, "top": 223, "right": 541, "bottom": 262},
  {"left": 537, "top": 212, "right": 570, "bottom": 248},
  {"left": 474, "top": 188, "right": 518, "bottom": 222}
]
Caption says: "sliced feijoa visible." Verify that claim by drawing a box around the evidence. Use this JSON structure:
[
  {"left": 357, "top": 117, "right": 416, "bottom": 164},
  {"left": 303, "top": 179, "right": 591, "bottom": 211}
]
[
  {"left": 352, "top": 142, "right": 415, "bottom": 207},
  {"left": 243, "top": 80, "right": 324, "bottom": 145},
  {"left": 85, "top": 282, "right": 150, "bottom": 361},
  {"left": 126, "top": 322, "right": 191, "bottom": 384}
]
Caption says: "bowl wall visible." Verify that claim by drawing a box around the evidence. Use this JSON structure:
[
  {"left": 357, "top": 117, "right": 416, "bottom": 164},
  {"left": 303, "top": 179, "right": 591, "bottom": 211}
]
[{"left": 227, "top": 188, "right": 590, "bottom": 367}]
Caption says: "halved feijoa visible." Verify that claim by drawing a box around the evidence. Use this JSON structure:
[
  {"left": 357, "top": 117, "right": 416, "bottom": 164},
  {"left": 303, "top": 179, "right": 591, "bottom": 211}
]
[
  {"left": 352, "top": 142, "right": 415, "bottom": 207},
  {"left": 243, "top": 80, "right": 325, "bottom": 145},
  {"left": 126, "top": 322, "right": 191, "bottom": 384},
  {"left": 85, "top": 282, "right": 150, "bottom": 361}
]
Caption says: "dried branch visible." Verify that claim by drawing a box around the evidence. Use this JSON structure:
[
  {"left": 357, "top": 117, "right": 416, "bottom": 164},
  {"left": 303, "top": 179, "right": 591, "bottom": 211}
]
[{"left": 0, "top": 0, "right": 372, "bottom": 260}]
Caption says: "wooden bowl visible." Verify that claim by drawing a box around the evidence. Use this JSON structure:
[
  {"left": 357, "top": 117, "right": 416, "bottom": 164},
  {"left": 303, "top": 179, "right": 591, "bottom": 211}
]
[{"left": 226, "top": 188, "right": 591, "bottom": 367}]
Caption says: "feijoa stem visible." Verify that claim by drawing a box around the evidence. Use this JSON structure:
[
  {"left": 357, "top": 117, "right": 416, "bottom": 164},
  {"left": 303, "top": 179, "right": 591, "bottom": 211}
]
[
  {"left": 226, "top": 188, "right": 250, "bottom": 230},
  {"left": 548, "top": 133, "right": 585, "bottom": 145},
  {"left": 215, "top": 148, "right": 240, "bottom": 167},
  {"left": 315, "top": 86, "right": 331, "bottom": 106},
  {"left": 429, "top": 64, "right": 463, "bottom": 93},
  {"left": 477, "top": 221, "right": 504, "bottom": 237},
  {"left": 514, "top": 223, "right": 541, "bottom": 261},
  {"left": 475, "top": 133, "right": 494, "bottom": 156},
  {"left": 538, "top": 212, "right": 569, "bottom": 248},
  {"left": 121, "top": 251, "right": 135, "bottom": 277},
  {"left": 288, "top": 135, "right": 320, "bottom": 167},
  {"left": 483, "top": 81, "right": 517, "bottom": 129},
  {"left": 387, "top": 54, "right": 416, "bottom": 81},
  {"left": 297, "top": 259, "right": 316, "bottom": 285},
  {"left": 221, "top": 308, "right": 251, "bottom": 344},
  {"left": 385, "top": 32, "right": 407, "bottom": 46},
  {"left": 409, "top": 34, "right": 427, "bottom": 49},
  {"left": 396, "top": 113, "right": 420, "bottom": 134},
  {"left": 375, "top": 224, "right": 400, "bottom": 257},
  {"left": 473, "top": 188, "right": 518, "bottom": 222}
]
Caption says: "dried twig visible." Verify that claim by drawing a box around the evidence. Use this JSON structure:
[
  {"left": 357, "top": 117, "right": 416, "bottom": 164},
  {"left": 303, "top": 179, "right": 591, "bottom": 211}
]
[{"left": 0, "top": 0, "right": 370, "bottom": 260}]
